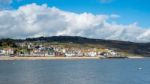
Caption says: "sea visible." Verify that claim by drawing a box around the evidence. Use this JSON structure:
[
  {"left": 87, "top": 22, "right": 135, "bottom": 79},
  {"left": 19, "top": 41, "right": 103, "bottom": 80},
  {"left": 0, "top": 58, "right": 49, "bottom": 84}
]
[{"left": 0, "top": 59, "right": 150, "bottom": 84}]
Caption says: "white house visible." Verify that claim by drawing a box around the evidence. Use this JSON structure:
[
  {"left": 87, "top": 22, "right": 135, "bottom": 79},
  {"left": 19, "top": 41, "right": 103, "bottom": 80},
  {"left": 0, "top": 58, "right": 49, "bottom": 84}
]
[
  {"left": 0, "top": 50, "right": 6, "bottom": 56},
  {"left": 87, "top": 52, "right": 97, "bottom": 57},
  {"left": 3, "top": 48, "right": 14, "bottom": 56}
]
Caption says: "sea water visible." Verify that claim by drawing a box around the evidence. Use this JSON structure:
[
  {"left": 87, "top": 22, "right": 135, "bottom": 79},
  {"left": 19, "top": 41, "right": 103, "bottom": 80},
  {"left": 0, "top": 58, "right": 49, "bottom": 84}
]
[{"left": 0, "top": 59, "right": 150, "bottom": 84}]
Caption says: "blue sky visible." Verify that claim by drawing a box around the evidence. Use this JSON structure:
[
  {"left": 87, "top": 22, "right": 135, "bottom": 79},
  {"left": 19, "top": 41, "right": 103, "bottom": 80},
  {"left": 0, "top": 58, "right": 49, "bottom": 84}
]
[
  {"left": 10, "top": 0, "right": 150, "bottom": 28},
  {"left": 0, "top": 0, "right": 150, "bottom": 42}
]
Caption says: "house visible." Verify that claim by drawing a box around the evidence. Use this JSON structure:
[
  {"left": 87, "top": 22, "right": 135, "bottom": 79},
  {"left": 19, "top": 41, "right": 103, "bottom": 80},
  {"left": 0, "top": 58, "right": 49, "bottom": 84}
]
[
  {"left": 75, "top": 50, "right": 83, "bottom": 57},
  {"left": 30, "top": 48, "right": 45, "bottom": 56},
  {"left": 87, "top": 51, "right": 97, "bottom": 57},
  {"left": 45, "top": 47, "right": 55, "bottom": 56},
  {"left": 65, "top": 50, "right": 73, "bottom": 57},
  {"left": 0, "top": 49, "right": 6, "bottom": 56},
  {"left": 3, "top": 48, "right": 14, "bottom": 56},
  {"left": 55, "top": 52, "right": 65, "bottom": 57},
  {"left": 107, "top": 49, "right": 118, "bottom": 56}
]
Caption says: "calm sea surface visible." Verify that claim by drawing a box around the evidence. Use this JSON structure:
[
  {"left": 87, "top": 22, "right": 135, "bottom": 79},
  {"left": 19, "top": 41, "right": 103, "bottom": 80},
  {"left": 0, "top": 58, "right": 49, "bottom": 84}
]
[{"left": 0, "top": 59, "right": 150, "bottom": 84}]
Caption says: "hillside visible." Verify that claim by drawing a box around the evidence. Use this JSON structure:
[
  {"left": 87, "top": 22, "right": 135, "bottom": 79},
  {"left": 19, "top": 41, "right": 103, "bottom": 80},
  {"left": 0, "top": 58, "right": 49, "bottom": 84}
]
[{"left": 0, "top": 36, "right": 150, "bottom": 56}]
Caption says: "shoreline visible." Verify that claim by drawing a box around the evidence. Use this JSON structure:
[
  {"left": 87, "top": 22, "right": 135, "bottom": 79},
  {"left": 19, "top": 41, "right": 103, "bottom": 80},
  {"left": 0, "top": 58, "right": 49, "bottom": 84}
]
[
  {"left": 0, "top": 56, "right": 100, "bottom": 60},
  {"left": 127, "top": 56, "right": 145, "bottom": 59},
  {"left": 0, "top": 56, "right": 148, "bottom": 60}
]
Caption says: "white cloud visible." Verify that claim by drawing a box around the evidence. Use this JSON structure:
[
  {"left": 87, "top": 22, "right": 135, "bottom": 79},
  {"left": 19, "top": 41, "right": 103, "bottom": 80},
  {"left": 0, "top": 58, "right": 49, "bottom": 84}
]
[{"left": 0, "top": 3, "right": 149, "bottom": 42}]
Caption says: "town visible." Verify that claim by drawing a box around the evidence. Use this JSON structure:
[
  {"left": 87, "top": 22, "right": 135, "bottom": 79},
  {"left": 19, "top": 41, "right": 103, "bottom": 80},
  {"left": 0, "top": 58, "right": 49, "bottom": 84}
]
[{"left": 0, "top": 41, "right": 124, "bottom": 58}]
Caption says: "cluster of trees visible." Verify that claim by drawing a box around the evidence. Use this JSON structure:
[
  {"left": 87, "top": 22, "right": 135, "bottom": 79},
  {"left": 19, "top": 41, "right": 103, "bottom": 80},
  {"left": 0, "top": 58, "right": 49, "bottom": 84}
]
[{"left": 0, "top": 38, "right": 18, "bottom": 48}]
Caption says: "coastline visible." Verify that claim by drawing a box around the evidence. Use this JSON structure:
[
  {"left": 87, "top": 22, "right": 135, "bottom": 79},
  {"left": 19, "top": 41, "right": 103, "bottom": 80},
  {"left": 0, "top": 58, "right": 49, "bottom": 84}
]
[
  {"left": 0, "top": 56, "right": 148, "bottom": 60},
  {"left": 0, "top": 56, "right": 100, "bottom": 60},
  {"left": 127, "top": 56, "right": 145, "bottom": 59}
]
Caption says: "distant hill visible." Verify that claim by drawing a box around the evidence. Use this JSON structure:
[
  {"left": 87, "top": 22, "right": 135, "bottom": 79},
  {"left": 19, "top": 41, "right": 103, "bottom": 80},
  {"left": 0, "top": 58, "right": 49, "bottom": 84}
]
[
  {"left": 26, "top": 36, "right": 150, "bottom": 56},
  {"left": 0, "top": 36, "right": 150, "bottom": 56}
]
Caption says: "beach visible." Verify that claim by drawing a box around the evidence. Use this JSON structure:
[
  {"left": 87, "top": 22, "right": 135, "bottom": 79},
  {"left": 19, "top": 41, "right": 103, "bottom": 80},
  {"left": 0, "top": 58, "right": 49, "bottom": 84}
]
[
  {"left": 0, "top": 56, "right": 147, "bottom": 60},
  {"left": 127, "top": 56, "right": 145, "bottom": 59},
  {"left": 0, "top": 56, "right": 100, "bottom": 60}
]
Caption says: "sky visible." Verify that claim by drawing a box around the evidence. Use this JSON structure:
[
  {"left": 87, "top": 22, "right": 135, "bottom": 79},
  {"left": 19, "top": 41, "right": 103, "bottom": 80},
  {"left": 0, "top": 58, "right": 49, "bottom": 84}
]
[{"left": 0, "top": 0, "right": 150, "bottom": 42}]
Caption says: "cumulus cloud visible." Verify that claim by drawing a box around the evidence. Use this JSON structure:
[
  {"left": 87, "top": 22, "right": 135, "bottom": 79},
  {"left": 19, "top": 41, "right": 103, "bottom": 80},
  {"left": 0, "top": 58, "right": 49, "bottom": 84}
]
[{"left": 0, "top": 3, "right": 149, "bottom": 42}]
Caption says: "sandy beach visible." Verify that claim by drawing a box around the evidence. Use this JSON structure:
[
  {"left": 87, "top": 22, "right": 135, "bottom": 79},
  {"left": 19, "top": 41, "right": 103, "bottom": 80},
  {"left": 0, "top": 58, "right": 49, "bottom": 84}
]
[
  {"left": 0, "top": 56, "right": 147, "bottom": 60},
  {"left": 0, "top": 56, "right": 100, "bottom": 60},
  {"left": 127, "top": 56, "right": 145, "bottom": 59}
]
